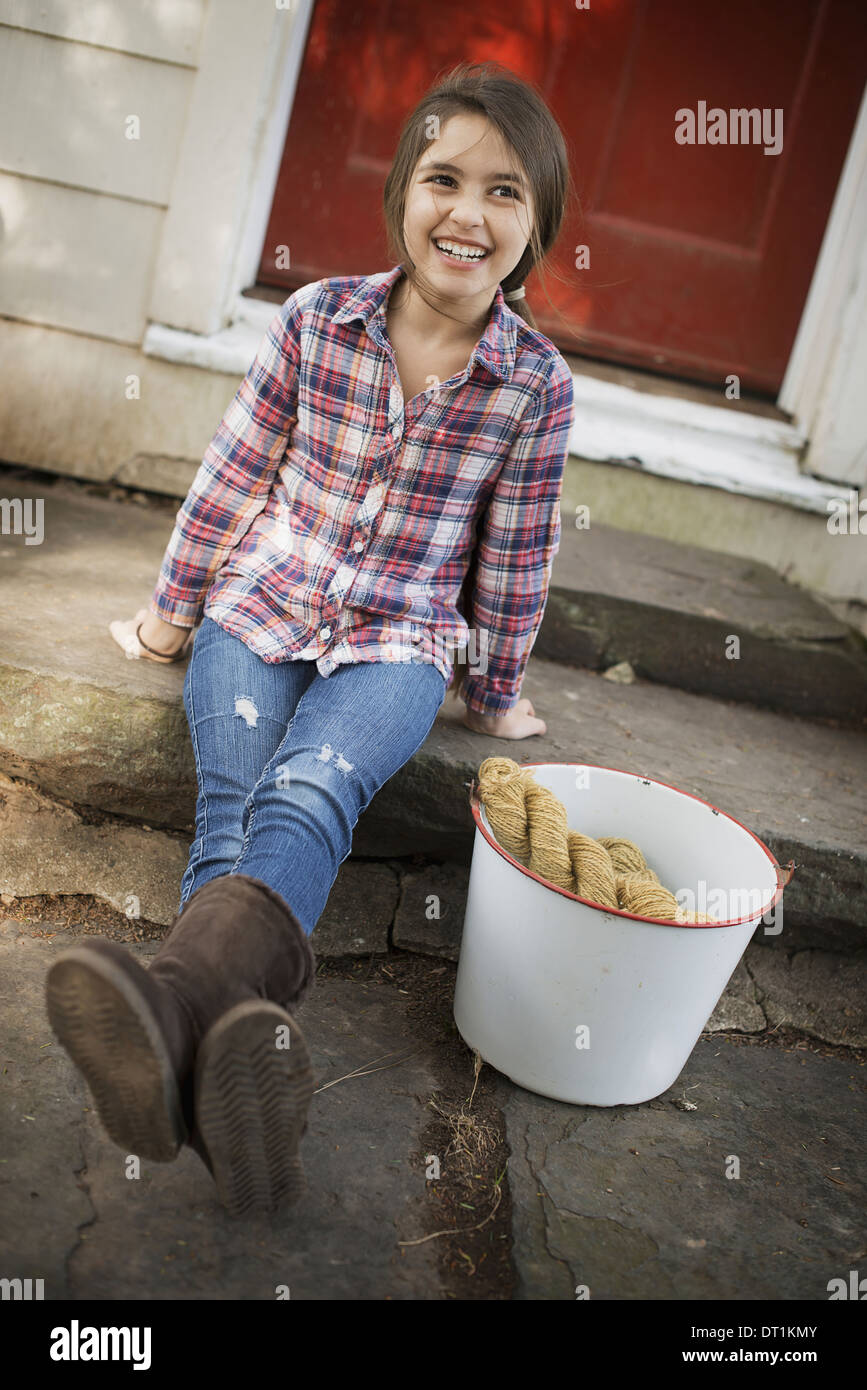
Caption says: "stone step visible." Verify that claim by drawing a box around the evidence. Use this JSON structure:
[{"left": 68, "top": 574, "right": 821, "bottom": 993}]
[
  {"left": 538, "top": 519, "right": 867, "bottom": 727},
  {"left": 0, "top": 471, "right": 865, "bottom": 940}
]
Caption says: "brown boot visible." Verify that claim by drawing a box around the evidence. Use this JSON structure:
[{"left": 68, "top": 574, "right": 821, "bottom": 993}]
[
  {"left": 45, "top": 873, "right": 315, "bottom": 1177},
  {"left": 45, "top": 936, "right": 196, "bottom": 1162},
  {"left": 192, "top": 1000, "right": 316, "bottom": 1217},
  {"left": 159, "top": 878, "right": 318, "bottom": 1217}
]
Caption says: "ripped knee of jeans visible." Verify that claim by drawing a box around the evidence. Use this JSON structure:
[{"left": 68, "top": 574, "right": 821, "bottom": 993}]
[
  {"left": 314, "top": 742, "right": 354, "bottom": 775},
  {"left": 234, "top": 696, "right": 259, "bottom": 728}
]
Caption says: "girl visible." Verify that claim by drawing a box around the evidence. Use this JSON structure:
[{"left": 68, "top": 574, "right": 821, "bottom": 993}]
[{"left": 46, "top": 61, "right": 576, "bottom": 1217}]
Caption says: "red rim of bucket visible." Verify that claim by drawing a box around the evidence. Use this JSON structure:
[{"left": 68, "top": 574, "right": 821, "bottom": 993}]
[{"left": 468, "top": 761, "right": 795, "bottom": 930}]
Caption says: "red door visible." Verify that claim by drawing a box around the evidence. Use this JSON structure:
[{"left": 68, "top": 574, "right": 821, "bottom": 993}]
[{"left": 258, "top": 0, "right": 866, "bottom": 395}]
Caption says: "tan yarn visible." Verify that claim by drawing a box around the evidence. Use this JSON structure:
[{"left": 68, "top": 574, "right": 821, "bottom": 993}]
[{"left": 475, "top": 757, "right": 716, "bottom": 924}]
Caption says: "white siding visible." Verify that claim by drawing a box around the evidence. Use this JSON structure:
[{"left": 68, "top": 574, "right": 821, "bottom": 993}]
[
  {"left": 0, "top": 172, "right": 162, "bottom": 341},
  {"left": 0, "top": 0, "right": 203, "bottom": 64},
  {"left": 0, "top": 8, "right": 202, "bottom": 342},
  {"left": 0, "top": 26, "right": 193, "bottom": 203}
]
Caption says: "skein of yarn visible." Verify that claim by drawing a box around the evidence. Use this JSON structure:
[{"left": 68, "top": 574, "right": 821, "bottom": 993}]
[{"left": 474, "top": 757, "right": 716, "bottom": 924}]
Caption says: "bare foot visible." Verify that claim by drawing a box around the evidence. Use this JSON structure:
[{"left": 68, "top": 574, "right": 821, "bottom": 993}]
[{"left": 109, "top": 609, "right": 192, "bottom": 663}]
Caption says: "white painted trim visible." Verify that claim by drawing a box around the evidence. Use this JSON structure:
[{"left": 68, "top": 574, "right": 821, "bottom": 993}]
[
  {"left": 806, "top": 251, "right": 867, "bottom": 484},
  {"left": 141, "top": 289, "right": 281, "bottom": 369},
  {"left": 565, "top": 372, "right": 840, "bottom": 513},
  {"left": 146, "top": 0, "right": 313, "bottom": 335},
  {"left": 778, "top": 84, "right": 867, "bottom": 423},
  {"left": 778, "top": 85, "right": 867, "bottom": 485},
  {"left": 228, "top": 0, "right": 315, "bottom": 300},
  {"left": 233, "top": 294, "right": 282, "bottom": 332},
  {"left": 142, "top": 316, "right": 265, "bottom": 375}
]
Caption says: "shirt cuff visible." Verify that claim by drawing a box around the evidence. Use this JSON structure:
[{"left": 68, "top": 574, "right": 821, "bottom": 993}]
[
  {"left": 148, "top": 593, "right": 200, "bottom": 629},
  {"left": 460, "top": 677, "right": 521, "bottom": 718}
]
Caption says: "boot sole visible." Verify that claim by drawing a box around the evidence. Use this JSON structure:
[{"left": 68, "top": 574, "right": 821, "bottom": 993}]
[
  {"left": 194, "top": 1001, "right": 315, "bottom": 1217},
  {"left": 45, "top": 947, "right": 187, "bottom": 1162}
]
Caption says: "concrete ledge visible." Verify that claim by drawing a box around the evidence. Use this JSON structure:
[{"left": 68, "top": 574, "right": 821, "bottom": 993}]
[
  {"left": 562, "top": 459, "right": 867, "bottom": 614},
  {"left": 541, "top": 522, "right": 867, "bottom": 726}
]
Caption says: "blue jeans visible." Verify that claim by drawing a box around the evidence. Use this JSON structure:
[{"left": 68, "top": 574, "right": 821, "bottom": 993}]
[{"left": 178, "top": 616, "right": 447, "bottom": 935}]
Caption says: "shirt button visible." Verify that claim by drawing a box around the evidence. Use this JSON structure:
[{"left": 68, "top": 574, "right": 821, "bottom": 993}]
[
  {"left": 352, "top": 540, "right": 364, "bottom": 552},
  {"left": 320, "top": 626, "right": 332, "bottom": 640}
]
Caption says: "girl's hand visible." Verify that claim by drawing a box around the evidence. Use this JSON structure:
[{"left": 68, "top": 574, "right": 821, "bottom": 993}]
[
  {"left": 461, "top": 697, "right": 546, "bottom": 740},
  {"left": 109, "top": 608, "right": 193, "bottom": 663}
]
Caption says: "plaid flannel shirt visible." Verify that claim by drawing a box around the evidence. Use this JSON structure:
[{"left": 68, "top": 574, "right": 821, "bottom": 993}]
[{"left": 149, "top": 262, "right": 574, "bottom": 717}]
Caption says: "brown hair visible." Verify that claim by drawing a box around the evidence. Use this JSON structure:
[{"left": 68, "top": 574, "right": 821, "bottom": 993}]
[{"left": 382, "top": 61, "right": 575, "bottom": 705}]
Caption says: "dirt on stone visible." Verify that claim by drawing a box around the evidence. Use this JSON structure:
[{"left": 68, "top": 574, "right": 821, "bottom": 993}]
[
  {"left": 0, "top": 892, "right": 168, "bottom": 943},
  {"left": 699, "top": 1024, "right": 866, "bottom": 1065},
  {"left": 316, "top": 950, "right": 515, "bottom": 1301}
]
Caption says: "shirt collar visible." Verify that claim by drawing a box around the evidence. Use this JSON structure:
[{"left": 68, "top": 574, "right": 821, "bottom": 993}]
[{"left": 331, "top": 262, "right": 517, "bottom": 384}]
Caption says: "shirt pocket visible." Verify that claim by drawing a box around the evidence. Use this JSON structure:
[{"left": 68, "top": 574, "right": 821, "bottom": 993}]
[
  {"left": 297, "top": 387, "right": 377, "bottom": 483},
  {"left": 446, "top": 433, "right": 504, "bottom": 509}
]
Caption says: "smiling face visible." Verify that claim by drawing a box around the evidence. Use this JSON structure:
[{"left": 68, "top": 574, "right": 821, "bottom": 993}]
[{"left": 402, "top": 111, "right": 535, "bottom": 314}]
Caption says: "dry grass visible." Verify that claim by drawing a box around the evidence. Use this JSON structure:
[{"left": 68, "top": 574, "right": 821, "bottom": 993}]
[{"left": 426, "top": 1050, "right": 497, "bottom": 1162}]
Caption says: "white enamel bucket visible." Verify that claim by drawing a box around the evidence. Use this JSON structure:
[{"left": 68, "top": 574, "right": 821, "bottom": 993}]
[{"left": 453, "top": 763, "right": 793, "bottom": 1106}]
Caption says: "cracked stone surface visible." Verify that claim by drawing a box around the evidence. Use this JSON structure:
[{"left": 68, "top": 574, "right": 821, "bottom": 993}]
[
  {"left": 704, "top": 958, "right": 765, "bottom": 1034},
  {"left": 540, "top": 523, "right": 867, "bottom": 726},
  {"left": 0, "top": 771, "right": 188, "bottom": 925},
  {"left": 393, "top": 863, "right": 469, "bottom": 961},
  {"left": 310, "top": 862, "right": 395, "bottom": 957},
  {"left": 0, "top": 922, "right": 446, "bottom": 1299},
  {"left": 2, "top": 766, "right": 862, "bottom": 1038},
  {"left": 2, "top": 916, "right": 865, "bottom": 1301},
  {"left": 745, "top": 943, "right": 867, "bottom": 1048},
  {"left": 0, "top": 773, "right": 392, "bottom": 954},
  {"left": 495, "top": 1033, "right": 865, "bottom": 1300},
  {"left": 0, "top": 922, "right": 95, "bottom": 1292}
]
